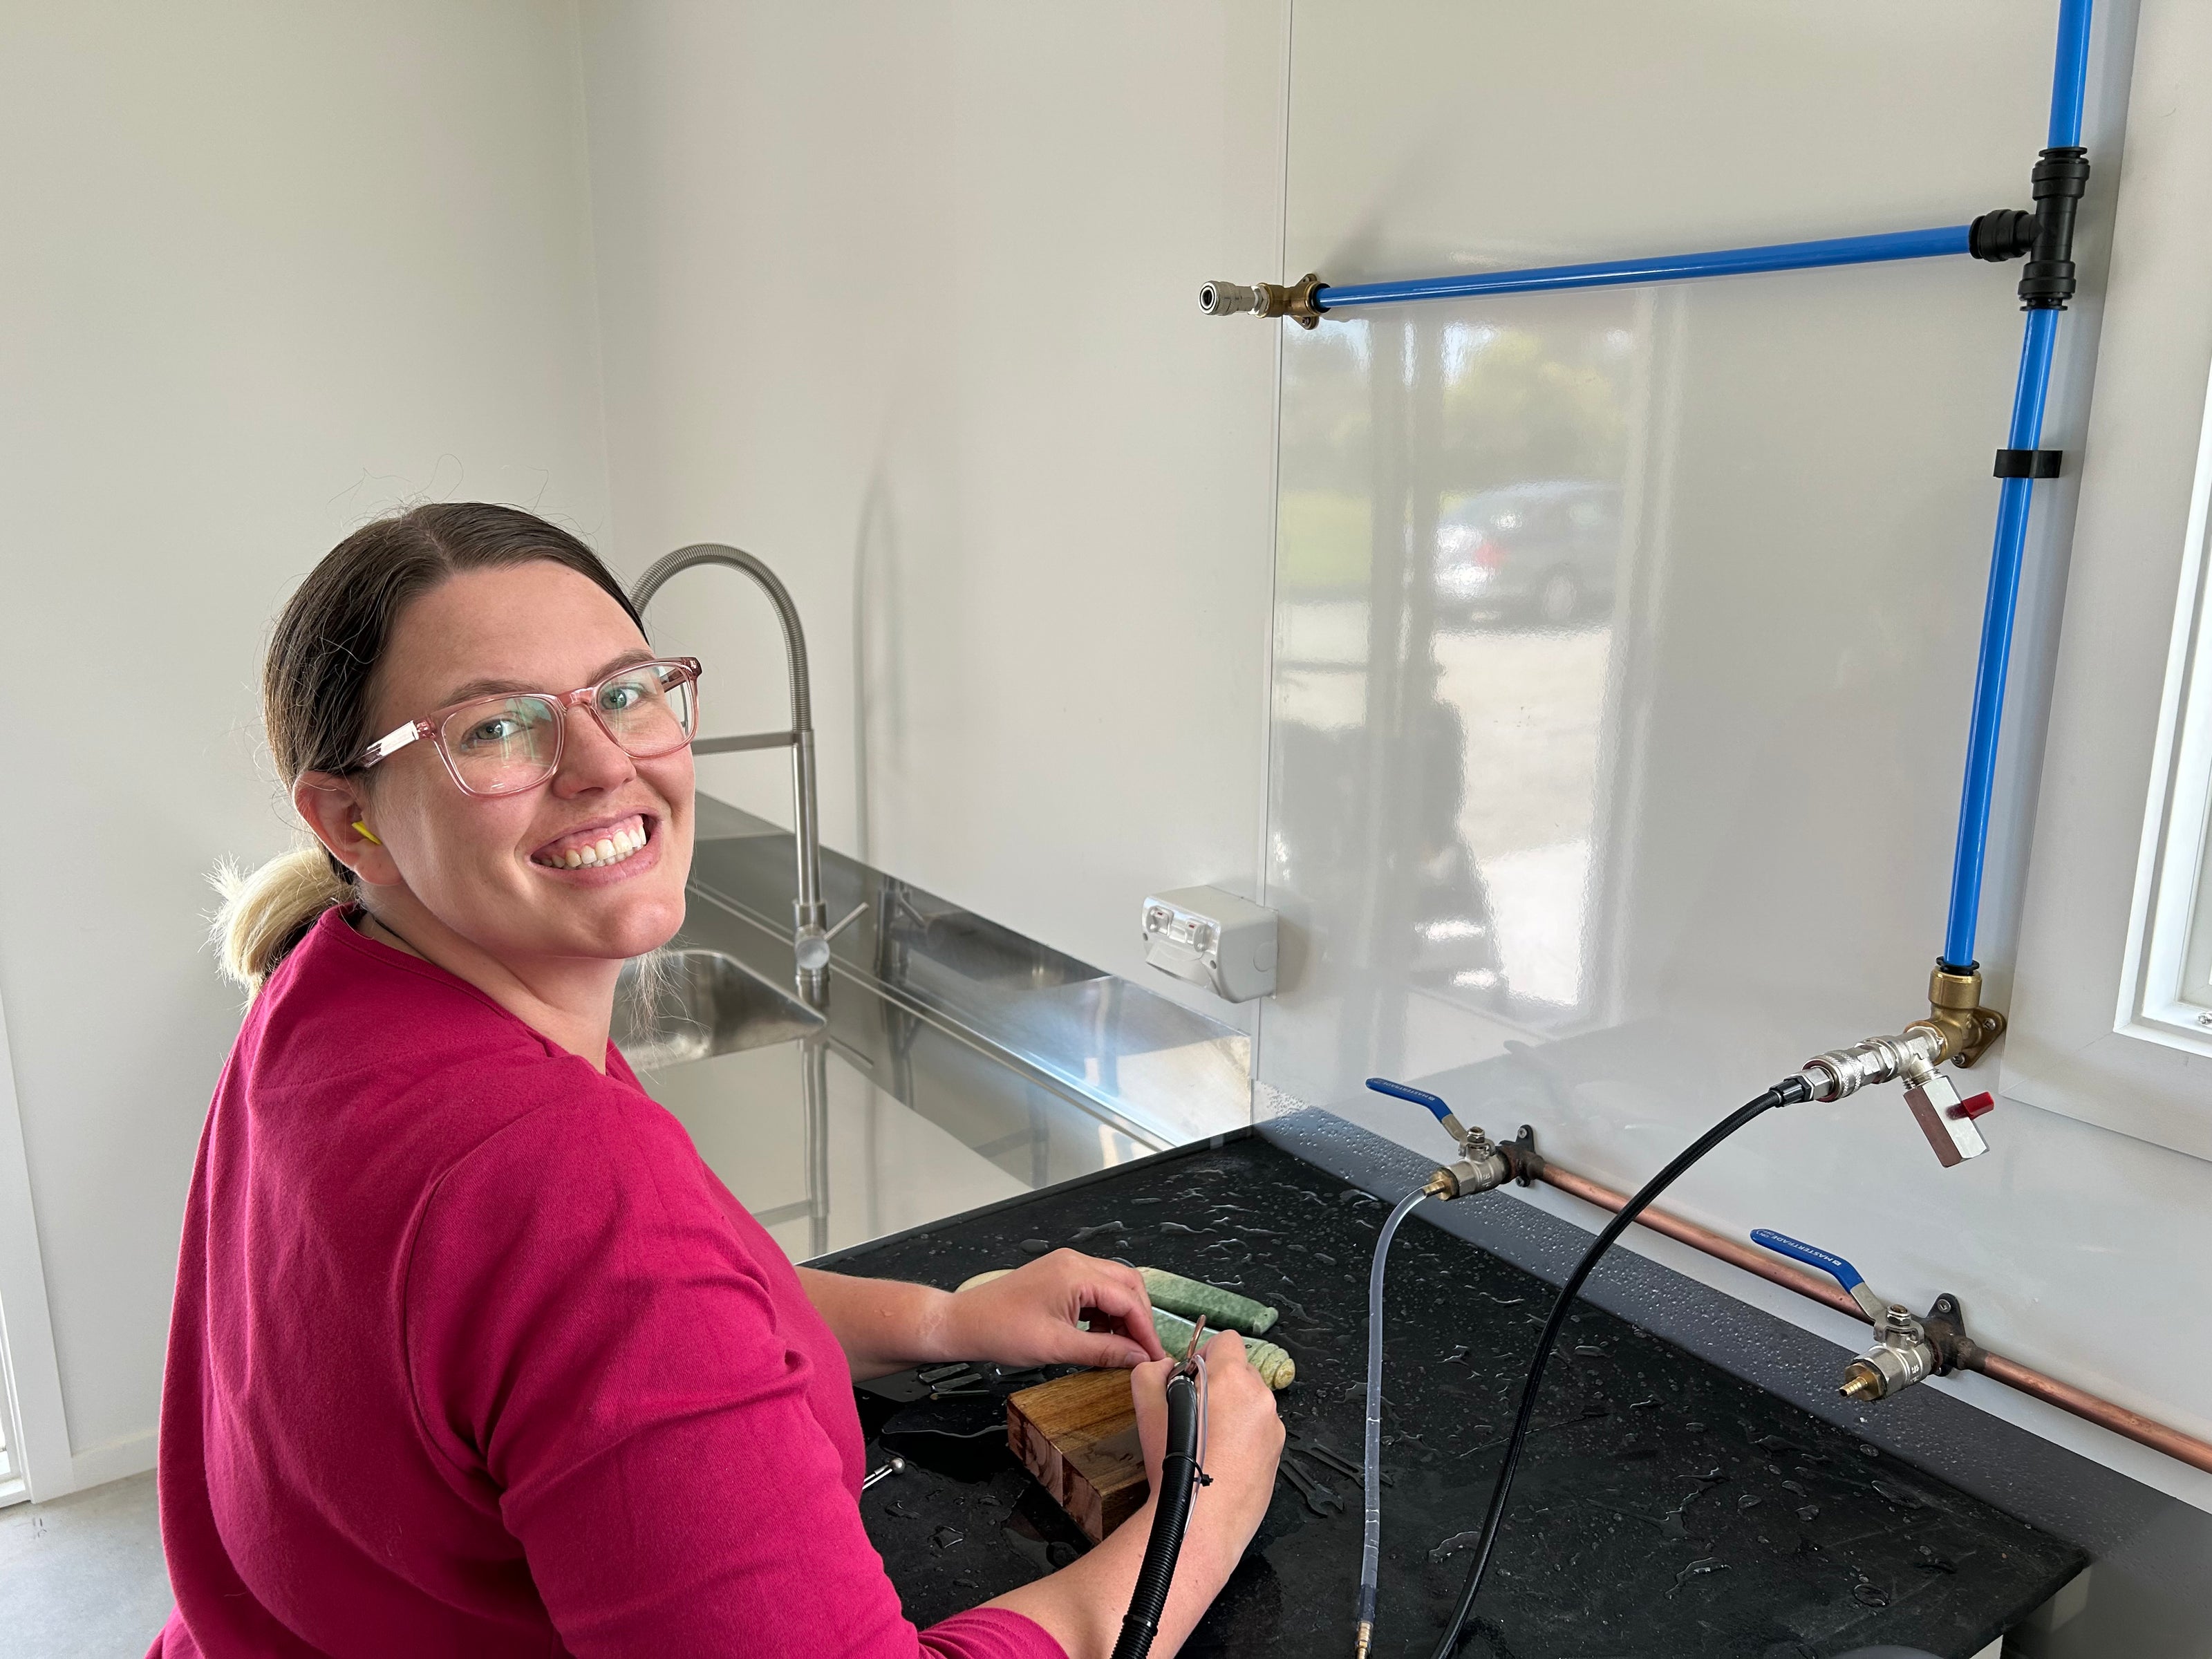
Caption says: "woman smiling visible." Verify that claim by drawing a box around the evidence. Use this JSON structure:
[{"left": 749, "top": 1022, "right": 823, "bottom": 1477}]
[{"left": 149, "top": 505, "right": 1280, "bottom": 1659}]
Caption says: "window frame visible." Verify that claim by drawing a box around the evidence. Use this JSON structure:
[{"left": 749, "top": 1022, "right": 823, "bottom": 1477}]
[
  {"left": 1993, "top": 17, "right": 2212, "bottom": 1167},
  {"left": 2119, "top": 367, "right": 2212, "bottom": 1054}
]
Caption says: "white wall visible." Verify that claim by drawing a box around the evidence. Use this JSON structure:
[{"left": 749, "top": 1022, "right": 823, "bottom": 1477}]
[
  {"left": 576, "top": 1, "right": 1286, "bottom": 1019},
  {"left": 0, "top": 1, "right": 608, "bottom": 1483},
  {"left": 1255, "top": 0, "right": 2212, "bottom": 1519}
]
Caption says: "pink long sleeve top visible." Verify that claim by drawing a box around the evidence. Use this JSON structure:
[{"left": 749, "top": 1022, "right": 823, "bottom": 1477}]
[{"left": 151, "top": 906, "right": 1062, "bottom": 1659}]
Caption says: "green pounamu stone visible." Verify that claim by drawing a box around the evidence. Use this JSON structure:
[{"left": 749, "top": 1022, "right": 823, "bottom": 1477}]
[
  {"left": 1150, "top": 1306, "right": 1295, "bottom": 1391},
  {"left": 1138, "top": 1266, "right": 1279, "bottom": 1335}
]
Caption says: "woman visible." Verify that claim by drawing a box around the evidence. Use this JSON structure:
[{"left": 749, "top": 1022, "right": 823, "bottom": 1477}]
[{"left": 153, "top": 504, "right": 1282, "bottom": 1658}]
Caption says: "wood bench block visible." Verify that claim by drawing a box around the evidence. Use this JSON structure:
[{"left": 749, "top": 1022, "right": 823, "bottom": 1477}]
[{"left": 1006, "top": 1368, "right": 1147, "bottom": 1544}]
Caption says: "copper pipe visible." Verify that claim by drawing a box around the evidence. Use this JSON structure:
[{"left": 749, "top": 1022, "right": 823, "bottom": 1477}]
[
  {"left": 1537, "top": 1165, "right": 1868, "bottom": 1321},
  {"left": 1531, "top": 1162, "right": 2212, "bottom": 1477},
  {"left": 1977, "top": 1353, "right": 2212, "bottom": 1474}
]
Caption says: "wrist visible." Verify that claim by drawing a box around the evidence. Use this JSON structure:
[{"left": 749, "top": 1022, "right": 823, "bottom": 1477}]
[{"left": 910, "top": 1285, "right": 965, "bottom": 1363}]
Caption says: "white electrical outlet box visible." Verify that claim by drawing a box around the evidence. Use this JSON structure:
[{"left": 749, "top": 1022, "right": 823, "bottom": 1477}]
[{"left": 1141, "top": 886, "right": 1277, "bottom": 1003}]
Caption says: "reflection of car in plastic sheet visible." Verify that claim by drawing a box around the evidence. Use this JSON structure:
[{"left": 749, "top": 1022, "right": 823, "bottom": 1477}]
[
  {"left": 1434, "top": 480, "right": 1620, "bottom": 627},
  {"left": 1271, "top": 696, "right": 1504, "bottom": 1007}
]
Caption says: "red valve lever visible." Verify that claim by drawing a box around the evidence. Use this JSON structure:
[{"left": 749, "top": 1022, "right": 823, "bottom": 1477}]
[{"left": 1949, "top": 1091, "right": 1996, "bottom": 1121}]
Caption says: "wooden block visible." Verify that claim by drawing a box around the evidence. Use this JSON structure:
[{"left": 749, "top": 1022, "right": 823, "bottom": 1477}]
[{"left": 1006, "top": 1368, "right": 1147, "bottom": 1544}]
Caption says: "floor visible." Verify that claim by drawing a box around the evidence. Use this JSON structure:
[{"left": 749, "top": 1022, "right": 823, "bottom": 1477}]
[{"left": 0, "top": 1472, "right": 171, "bottom": 1658}]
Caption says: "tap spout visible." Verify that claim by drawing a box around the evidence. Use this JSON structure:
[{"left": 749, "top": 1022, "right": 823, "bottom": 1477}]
[{"left": 632, "top": 543, "right": 831, "bottom": 1004}]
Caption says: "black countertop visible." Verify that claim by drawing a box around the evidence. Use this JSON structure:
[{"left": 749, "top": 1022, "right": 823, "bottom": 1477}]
[{"left": 834, "top": 1133, "right": 2082, "bottom": 1658}]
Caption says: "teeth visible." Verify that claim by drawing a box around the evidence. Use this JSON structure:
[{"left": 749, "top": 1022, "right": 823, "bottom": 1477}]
[{"left": 537, "top": 818, "right": 650, "bottom": 870}]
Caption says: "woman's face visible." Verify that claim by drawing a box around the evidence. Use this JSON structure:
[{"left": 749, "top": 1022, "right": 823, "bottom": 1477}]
[{"left": 346, "top": 561, "right": 694, "bottom": 969}]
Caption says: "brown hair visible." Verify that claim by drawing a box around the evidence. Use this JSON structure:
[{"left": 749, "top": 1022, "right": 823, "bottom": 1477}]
[{"left": 214, "top": 504, "right": 645, "bottom": 996}]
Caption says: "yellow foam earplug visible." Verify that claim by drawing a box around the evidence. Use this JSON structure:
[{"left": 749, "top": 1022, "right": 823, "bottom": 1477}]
[{"left": 352, "top": 821, "right": 382, "bottom": 846}]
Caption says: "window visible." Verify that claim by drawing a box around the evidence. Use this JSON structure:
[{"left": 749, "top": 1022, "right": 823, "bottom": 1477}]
[{"left": 2120, "top": 383, "right": 2212, "bottom": 1049}]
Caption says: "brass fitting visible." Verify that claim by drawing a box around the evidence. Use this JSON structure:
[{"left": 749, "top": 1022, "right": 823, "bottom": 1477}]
[
  {"left": 1839, "top": 1363, "right": 1885, "bottom": 1405},
  {"left": 1906, "top": 961, "right": 2007, "bottom": 1068},
  {"left": 1197, "top": 272, "right": 1327, "bottom": 329}
]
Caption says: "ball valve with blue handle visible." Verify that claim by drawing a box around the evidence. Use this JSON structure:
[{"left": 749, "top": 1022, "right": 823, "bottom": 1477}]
[
  {"left": 1751, "top": 1228, "right": 1976, "bottom": 1403},
  {"left": 1364, "top": 1078, "right": 1540, "bottom": 1201},
  {"left": 1748, "top": 1230, "right": 1891, "bottom": 1322}
]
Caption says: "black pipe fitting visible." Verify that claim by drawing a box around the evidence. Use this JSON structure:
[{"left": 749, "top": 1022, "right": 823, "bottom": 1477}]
[
  {"left": 1965, "top": 146, "right": 2090, "bottom": 309},
  {"left": 1920, "top": 1291, "right": 1986, "bottom": 1377},
  {"left": 2020, "top": 146, "right": 2090, "bottom": 310},
  {"left": 1968, "top": 208, "right": 2039, "bottom": 263},
  {"left": 1503, "top": 1123, "right": 1544, "bottom": 1187}
]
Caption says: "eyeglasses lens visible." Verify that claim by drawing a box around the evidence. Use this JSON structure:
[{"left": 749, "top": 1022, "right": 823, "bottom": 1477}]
[
  {"left": 594, "top": 664, "right": 697, "bottom": 757},
  {"left": 441, "top": 695, "right": 562, "bottom": 795}
]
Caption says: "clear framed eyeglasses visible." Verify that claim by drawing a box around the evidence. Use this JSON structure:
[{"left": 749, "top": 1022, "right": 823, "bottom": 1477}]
[{"left": 349, "top": 657, "right": 703, "bottom": 797}]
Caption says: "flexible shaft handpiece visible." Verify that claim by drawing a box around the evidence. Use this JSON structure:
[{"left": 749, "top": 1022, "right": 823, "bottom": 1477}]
[{"left": 1111, "top": 1322, "right": 1209, "bottom": 1659}]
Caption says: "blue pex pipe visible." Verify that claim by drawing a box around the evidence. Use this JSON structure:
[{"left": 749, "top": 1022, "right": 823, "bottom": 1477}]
[
  {"left": 1940, "top": 0, "right": 2092, "bottom": 970},
  {"left": 2049, "top": 0, "right": 2092, "bottom": 149},
  {"left": 1311, "top": 225, "right": 1971, "bottom": 312},
  {"left": 1942, "top": 309, "right": 2059, "bottom": 969}
]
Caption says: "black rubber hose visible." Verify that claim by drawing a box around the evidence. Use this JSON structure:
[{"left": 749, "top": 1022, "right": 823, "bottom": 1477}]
[
  {"left": 1425, "top": 1076, "right": 1812, "bottom": 1658},
  {"left": 1112, "top": 1369, "right": 1203, "bottom": 1659}
]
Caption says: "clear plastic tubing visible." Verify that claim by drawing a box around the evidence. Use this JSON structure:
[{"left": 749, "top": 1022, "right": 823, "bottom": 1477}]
[{"left": 1357, "top": 1187, "right": 1430, "bottom": 1653}]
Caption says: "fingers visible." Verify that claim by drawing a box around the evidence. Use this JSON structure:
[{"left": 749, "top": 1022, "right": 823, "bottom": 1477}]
[
  {"left": 1047, "top": 1249, "right": 1167, "bottom": 1361},
  {"left": 1067, "top": 1327, "right": 1154, "bottom": 1370},
  {"left": 1130, "top": 1353, "right": 1172, "bottom": 1403},
  {"left": 1199, "top": 1328, "right": 1251, "bottom": 1369}
]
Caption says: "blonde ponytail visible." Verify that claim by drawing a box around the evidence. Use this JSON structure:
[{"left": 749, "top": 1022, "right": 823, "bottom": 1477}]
[{"left": 210, "top": 845, "right": 351, "bottom": 1000}]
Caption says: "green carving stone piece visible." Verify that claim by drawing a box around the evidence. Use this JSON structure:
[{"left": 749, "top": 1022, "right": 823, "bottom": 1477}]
[{"left": 1138, "top": 1266, "right": 1279, "bottom": 1335}]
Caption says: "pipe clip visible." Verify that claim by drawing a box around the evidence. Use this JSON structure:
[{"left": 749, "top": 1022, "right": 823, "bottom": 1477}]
[{"left": 1994, "top": 448, "right": 2063, "bottom": 478}]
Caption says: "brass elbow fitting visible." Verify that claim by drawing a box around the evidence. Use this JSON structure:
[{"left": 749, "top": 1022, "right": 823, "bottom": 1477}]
[{"left": 1906, "top": 960, "right": 2007, "bottom": 1068}]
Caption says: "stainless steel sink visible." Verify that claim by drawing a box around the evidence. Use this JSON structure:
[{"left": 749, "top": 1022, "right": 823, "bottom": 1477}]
[{"left": 613, "top": 948, "right": 825, "bottom": 1070}]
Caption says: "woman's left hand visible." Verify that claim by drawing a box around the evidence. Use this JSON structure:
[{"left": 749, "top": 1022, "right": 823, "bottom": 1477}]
[{"left": 934, "top": 1250, "right": 1168, "bottom": 1370}]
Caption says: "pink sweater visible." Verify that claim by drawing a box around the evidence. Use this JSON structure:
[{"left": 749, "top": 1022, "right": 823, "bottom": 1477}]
[{"left": 151, "top": 907, "right": 1062, "bottom": 1659}]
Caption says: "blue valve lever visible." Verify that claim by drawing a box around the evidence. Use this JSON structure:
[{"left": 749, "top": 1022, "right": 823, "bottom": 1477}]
[
  {"left": 1751, "top": 1228, "right": 1889, "bottom": 1321},
  {"left": 1365, "top": 1077, "right": 1468, "bottom": 1144}
]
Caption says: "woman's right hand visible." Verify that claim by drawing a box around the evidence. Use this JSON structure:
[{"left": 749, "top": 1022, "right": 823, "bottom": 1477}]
[
  {"left": 984, "top": 1329, "right": 1283, "bottom": 1656},
  {"left": 1130, "top": 1330, "right": 1284, "bottom": 1582}
]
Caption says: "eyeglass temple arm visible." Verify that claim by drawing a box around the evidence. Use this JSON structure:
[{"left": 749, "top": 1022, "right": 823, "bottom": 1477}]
[{"left": 353, "top": 720, "right": 431, "bottom": 771}]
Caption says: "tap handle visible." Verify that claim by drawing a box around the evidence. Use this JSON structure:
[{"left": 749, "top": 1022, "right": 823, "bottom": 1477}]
[
  {"left": 1752, "top": 1228, "right": 1888, "bottom": 1320},
  {"left": 1365, "top": 1077, "right": 1468, "bottom": 1143}
]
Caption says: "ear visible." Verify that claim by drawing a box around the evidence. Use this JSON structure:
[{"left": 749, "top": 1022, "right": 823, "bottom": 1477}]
[{"left": 294, "top": 772, "right": 401, "bottom": 888}]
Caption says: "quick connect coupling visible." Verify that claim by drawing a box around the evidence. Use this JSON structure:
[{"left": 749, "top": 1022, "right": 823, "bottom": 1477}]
[
  {"left": 1197, "top": 273, "right": 1325, "bottom": 328},
  {"left": 1798, "top": 1026, "right": 1994, "bottom": 1168}
]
